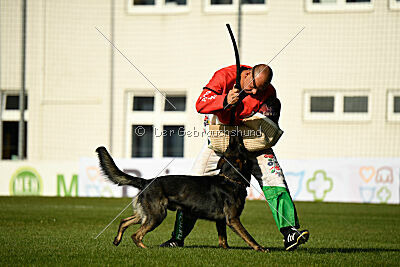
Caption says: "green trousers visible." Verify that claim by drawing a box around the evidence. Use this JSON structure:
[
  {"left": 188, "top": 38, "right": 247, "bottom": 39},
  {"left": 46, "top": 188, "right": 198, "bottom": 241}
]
[{"left": 171, "top": 186, "right": 299, "bottom": 241}]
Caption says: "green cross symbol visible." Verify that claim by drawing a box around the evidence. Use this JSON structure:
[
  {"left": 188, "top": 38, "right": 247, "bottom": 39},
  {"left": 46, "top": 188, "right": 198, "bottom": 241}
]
[
  {"left": 306, "top": 170, "right": 333, "bottom": 201},
  {"left": 377, "top": 186, "right": 391, "bottom": 203}
]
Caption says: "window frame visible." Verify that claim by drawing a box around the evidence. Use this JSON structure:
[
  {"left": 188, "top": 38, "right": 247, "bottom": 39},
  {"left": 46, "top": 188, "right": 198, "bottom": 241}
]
[
  {"left": 387, "top": 89, "right": 400, "bottom": 122},
  {"left": 203, "top": 0, "right": 268, "bottom": 14},
  {"left": 304, "top": 0, "right": 374, "bottom": 13},
  {"left": 127, "top": 0, "right": 190, "bottom": 14},
  {"left": 303, "top": 90, "right": 371, "bottom": 121}
]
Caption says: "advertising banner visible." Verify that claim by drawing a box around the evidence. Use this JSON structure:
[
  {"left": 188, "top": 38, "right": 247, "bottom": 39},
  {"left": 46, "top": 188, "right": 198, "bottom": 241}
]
[
  {"left": 1, "top": 158, "right": 399, "bottom": 204},
  {"left": 78, "top": 157, "right": 400, "bottom": 204},
  {"left": 0, "top": 161, "right": 78, "bottom": 197}
]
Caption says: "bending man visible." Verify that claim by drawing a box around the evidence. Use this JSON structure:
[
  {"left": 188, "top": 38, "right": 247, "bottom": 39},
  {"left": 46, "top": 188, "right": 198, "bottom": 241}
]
[{"left": 160, "top": 64, "right": 309, "bottom": 251}]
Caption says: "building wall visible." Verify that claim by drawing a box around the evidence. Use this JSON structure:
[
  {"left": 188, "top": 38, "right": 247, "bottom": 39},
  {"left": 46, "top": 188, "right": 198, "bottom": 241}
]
[{"left": 1, "top": 0, "right": 399, "bottom": 161}]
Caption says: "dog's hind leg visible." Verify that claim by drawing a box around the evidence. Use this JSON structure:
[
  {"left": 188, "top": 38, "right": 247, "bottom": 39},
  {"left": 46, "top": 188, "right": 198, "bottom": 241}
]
[
  {"left": 216, "top": 220, "right": 229, "bottom": 249},
  {"left": 131, "top": 210, "right": 167, "bottom": 248},
  {"left": 114, "top": 214, "right": 141, "bottom": 246},
  {"left": 227, "top": 217, "right": 267, "bottom": 252}
]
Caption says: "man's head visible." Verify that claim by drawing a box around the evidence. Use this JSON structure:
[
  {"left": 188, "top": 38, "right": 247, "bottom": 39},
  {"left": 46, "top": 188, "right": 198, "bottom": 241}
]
[{"left": 240, "top": 64, "right": 273, "bottom": 95}]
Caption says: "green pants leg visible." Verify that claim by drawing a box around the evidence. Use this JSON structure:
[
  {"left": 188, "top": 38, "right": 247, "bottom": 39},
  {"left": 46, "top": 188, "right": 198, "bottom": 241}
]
[
  {"left": 262, "top": 186, "right": 299, "bottom": 230},
  {"left": 172, "top": 210, "right": 197, "bottom": 241}
]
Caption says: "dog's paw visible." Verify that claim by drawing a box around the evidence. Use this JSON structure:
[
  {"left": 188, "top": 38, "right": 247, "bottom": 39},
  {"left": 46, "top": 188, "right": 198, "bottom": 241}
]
[
  {"left": 113, "top": 237, "right": 121, "bottom": 246},
  {"left": 218, "top": 243, "right": 230, "bottom": 249},
  {"left": 256, "top": 246, "right": 269, "bottom": 253}
]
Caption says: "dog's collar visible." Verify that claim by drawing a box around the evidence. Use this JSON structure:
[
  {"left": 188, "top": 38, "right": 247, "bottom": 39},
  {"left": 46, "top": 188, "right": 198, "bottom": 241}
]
[{"left": 220, "top": 174, "right": 248, "bottom": 187}]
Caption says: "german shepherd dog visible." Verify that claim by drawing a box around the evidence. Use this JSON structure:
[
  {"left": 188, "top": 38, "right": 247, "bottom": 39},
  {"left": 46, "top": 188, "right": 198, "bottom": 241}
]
[{"left": 96, "top": 134, "right": 266, "bottom": 252}]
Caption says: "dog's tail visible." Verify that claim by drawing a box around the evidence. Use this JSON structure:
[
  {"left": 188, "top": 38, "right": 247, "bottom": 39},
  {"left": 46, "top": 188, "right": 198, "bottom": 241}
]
[{"left": 96, "top": 146, "right": 148, "bottom": 190}]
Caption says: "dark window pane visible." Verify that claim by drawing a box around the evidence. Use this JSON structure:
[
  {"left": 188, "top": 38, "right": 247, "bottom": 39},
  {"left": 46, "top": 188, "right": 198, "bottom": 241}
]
[
  {"left": 133, "top": 0, "right": 155, "bottom": 5},
  {"left": 310, "top": 96, "right": 334, "bottom": 112},
  {"left": 2, "top": 121, "right": 27, "bottom": 159},
  {"left": 165, "top": 0, "right": 187, "bottom": 5},
  {"left": 132, "top": 125, "right": 153, "bottom": 157},
  {"left": 394, "top": 96, "right": 400, "bottom": 113},
  {"left": 343, "top": 96, "right": 368, "bottom": 113},
  {"left": 163, "top": 126, "right": 184, "bottom": 157},
  {"left": 241, "top": 0, "right": 264, "bottom": 3},
  {"left": 5, "top": 95, "right": 28, "bottom": 110},
  {"left": 133, "top": 96, "right": 154, "bottom": 111},
  {"left": 165, "top": 96, "right": 186, "bottom": 111},
  {"left": 211, "top": 0, "right": 233, "bottom": 4}
]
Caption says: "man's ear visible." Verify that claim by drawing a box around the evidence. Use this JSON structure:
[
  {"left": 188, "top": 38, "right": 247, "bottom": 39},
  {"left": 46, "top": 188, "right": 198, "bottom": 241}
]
[{"left": 217, "top": 157, "right": 226, "bottom": 170}]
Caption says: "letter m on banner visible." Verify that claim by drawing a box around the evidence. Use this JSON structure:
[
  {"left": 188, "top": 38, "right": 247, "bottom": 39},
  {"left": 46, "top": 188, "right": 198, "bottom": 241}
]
[{"left": 57, "top": 174, "right": 78, "bottom": 197}]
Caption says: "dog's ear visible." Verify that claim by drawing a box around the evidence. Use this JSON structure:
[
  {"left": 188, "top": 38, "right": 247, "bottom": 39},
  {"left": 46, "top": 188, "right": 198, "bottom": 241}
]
[{"left": 217, "top": 157, "right": 226, "bottom": 170}]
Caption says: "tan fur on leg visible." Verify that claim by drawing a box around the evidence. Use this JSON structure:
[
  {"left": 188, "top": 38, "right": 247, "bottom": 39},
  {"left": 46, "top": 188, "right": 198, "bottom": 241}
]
[
  {"left": 227, "top": 218, "right": 268, "bottom": 252},
  {"left": 216, "top": 220, "right": 229, "bottom": 249},
  {"left": 113, "top": 214, "right": 141, "bottom": 246}
]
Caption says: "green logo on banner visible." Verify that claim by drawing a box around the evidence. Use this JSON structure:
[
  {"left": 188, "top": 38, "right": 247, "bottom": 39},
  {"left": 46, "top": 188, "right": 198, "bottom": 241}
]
[
  {"left": 306, "top": 170, "right": 333, "bottom": 202},
  {"left": 10, "top": 167, "right": 42, "bottom": 196}
]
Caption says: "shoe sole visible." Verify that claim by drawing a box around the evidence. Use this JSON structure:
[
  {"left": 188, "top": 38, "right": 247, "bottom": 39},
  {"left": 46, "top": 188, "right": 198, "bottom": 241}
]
[{"left": 285, "top": 231, "right": 309, "bottom": 251}]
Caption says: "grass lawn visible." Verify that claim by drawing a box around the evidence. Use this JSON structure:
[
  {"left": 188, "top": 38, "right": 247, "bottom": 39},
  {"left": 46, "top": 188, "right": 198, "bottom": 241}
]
[{"left": 0, "top": 197, "right": 399, "bottom": 266}]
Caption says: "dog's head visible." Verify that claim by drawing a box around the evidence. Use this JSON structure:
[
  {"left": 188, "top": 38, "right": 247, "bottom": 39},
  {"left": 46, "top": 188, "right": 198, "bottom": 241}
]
[{"left": 217, "top": 131, "right": 252, "bottom": 186}]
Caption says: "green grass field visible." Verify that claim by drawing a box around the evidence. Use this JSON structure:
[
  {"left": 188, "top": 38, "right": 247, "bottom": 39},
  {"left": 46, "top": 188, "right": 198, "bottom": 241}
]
[{"left": 0, "top": 197, "right": 399, "bottom": 266}]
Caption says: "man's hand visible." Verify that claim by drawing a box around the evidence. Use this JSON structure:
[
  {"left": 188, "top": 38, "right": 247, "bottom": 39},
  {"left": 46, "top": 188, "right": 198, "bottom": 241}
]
[{"left": 227, "top": 88, "right": 240, "bottom": 105}]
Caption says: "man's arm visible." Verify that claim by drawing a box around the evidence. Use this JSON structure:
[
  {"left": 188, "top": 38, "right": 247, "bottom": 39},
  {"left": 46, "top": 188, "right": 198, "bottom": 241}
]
[
  {"left": 195, "top": 89, "right": 227, "bottom": 114},
  {"left": 196, "top": 88, "right": 239, "bottom": 114}
]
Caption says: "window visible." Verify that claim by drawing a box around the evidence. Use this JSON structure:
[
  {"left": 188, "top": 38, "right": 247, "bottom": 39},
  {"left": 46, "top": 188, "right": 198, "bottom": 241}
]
[
  {"left": 387, "top": 90, "right": 400, "bottom": 122},
  {"left": 163, "top": 125, "right": 184, "bottom": 157},
  {"left": 304, "top": 90, "right": 370, "bottom": 121},
  {"left": 132, "top": 125, "right": 153, "bottom": 157},
  {"left": 1, "top": 92, "right": 28, "bottom": 159},
  {"left": 305, "top": 0, "right": 373, "bottom": 12},
  {"left": 389, "top": 0, "right": 400, "bottom": 10},
  {"left": 126, "top": 91, "right": 188, "bottom": 158},
  {"left": 127, "top": 0, "right": 189, "bottom": 14},
  {"left": 204, "top": 0, "right": 268, "bottom": 13},
  {"left": 133, "top": 96, "right": 154, "bottom": 111},
  {"left": 164, "top": 96, "right": 186, "bottom": 111}
]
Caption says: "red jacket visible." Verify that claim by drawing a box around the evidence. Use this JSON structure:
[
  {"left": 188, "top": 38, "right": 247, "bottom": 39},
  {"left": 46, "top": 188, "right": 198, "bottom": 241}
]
[{"left": 196, "top": 65, "right": 277, "bottom": 125}]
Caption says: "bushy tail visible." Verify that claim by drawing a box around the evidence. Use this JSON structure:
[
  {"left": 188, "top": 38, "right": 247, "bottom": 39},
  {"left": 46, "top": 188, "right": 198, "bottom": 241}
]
[{"left": 96, "top": 146, "right": 148, "bottom": 190}]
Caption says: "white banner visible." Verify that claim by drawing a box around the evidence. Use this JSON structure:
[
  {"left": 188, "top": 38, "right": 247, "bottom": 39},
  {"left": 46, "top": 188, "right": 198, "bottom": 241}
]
[
  {"left": 78, "top": 158, "right": 195, "bottom": 198},
  {"left": 78, "top": 157, "right": 400, "bottom": 204},
  {"left": 0, "top": 158, "right": 398, "bottom": 204}
]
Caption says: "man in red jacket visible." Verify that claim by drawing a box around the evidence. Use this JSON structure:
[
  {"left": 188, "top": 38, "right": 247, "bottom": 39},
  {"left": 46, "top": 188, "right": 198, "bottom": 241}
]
[{"left": 160, "top": 64, "right": 309, "bottom": 251}]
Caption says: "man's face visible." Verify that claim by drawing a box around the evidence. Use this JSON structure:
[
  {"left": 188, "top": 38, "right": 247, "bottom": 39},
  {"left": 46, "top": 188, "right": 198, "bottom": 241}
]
[{"left": 241, "top": 69, "right": 265, "bottom": 95}]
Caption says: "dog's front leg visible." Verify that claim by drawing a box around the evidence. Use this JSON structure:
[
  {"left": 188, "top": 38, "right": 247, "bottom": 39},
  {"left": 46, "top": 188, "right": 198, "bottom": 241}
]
[
  {"left": 216, "top": 220, "right": 229, "bottom": 249},
  {"left": 227, "top": 217, "right": 268, "bottom": 252}
]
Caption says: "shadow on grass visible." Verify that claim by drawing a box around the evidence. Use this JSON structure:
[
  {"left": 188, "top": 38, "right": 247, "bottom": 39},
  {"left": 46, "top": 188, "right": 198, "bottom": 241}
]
[
  {"left": 300, "top": 247, "right": 400, "bottom": 254},
  {"left": 173, "top": 245, "right": 400, "bottom": 253}
]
